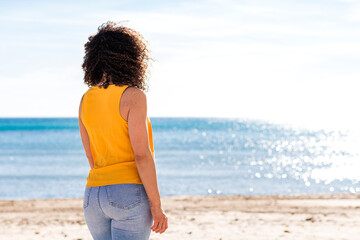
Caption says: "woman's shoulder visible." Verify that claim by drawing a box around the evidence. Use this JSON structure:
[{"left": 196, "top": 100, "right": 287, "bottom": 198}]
[
  {"left": 123, "top": 86, "right": 147, "bottom": 101},
  {"left": 121, "top": 86, "right": 147, "bottom": 113}
]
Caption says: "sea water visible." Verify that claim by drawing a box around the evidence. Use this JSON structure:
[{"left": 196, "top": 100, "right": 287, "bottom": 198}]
[{"left": 0, "top": 118, "right": 359, "bottom": 200}]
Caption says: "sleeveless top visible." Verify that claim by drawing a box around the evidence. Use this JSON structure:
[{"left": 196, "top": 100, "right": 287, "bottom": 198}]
[{"left": 81, "top": 84, "right": 155, "bottom": 187}]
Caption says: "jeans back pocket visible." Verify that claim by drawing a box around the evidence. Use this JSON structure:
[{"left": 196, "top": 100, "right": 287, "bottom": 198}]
[
  {"left": 83, "top": 187, "right": 91, "bottom": 208},
  {"left": 105, "top": 184, "right": 141, "bottom": 209}
]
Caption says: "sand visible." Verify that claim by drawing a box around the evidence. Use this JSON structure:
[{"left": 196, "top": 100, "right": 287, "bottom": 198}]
[{"left": 1, "top": 193, "right": 360, "bottom": 240}]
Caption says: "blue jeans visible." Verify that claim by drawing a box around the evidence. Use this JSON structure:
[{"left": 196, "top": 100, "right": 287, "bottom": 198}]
[{"left": 83, "top": 183, "right": 153, "bottom": 240}]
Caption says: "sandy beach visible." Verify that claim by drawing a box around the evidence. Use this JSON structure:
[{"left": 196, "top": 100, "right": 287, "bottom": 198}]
[{"left": 1, "top": 194, "right": 360, "bottom": 240}]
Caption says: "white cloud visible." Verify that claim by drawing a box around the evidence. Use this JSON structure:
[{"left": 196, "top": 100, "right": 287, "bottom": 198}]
[
  {"left": 0, "top": 67, "right": 86, "bottom": 117},
  {"left": 348, "top": 4, "right": 360, "bottom": 21}
]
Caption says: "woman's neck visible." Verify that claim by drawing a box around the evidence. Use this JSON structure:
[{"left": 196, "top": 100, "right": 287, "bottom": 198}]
[{"left": 95, "top": 81, "right": 114, "bottom": 87}]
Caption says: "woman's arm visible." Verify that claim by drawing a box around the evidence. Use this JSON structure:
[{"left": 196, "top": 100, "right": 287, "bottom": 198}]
[
  {"left": 78, "top": 95, "right": 94, "bottom": 169},
  {"left": 126, "top": 87, "right": 168, "bottom": 234}
]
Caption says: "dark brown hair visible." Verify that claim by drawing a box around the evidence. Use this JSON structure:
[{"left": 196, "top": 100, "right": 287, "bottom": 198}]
[{"left": 82, "top": 21, "right": 151, "bottom": 90}]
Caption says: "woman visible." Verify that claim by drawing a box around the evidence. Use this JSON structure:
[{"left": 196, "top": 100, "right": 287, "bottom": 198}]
[{"left": 78, "top": 21, "right": 168, "bottom": 240}]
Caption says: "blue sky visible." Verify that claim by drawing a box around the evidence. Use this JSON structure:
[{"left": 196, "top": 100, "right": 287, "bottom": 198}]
[{"left": 0, "top": 0, "right": 359, "bottom": 130}]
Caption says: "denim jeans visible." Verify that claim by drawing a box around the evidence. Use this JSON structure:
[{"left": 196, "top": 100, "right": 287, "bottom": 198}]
[{"left": 83, "top": 183, "right": 153, "bottom": 240}]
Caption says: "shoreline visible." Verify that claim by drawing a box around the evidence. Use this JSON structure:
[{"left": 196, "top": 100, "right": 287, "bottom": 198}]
[
  {"left": 2, "top": 191, "right": 359, "bottom": 201},
  {"left": 1, "top": 193, "right": 360, "bottom": 240}
]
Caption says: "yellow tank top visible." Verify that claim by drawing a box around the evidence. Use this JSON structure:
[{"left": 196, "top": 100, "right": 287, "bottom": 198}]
[{"left": 81, "top": 84, "right": 154, "bottom": 187}]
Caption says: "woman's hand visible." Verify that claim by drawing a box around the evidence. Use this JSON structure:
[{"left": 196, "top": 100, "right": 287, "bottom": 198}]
[{"left": 150, "top": 205, "right": 168, "bottom": 234}]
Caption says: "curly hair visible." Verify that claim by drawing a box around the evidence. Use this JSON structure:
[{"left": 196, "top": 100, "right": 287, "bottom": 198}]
[{"left": 82, "top": 21, "right": 152, "bottom": 90}]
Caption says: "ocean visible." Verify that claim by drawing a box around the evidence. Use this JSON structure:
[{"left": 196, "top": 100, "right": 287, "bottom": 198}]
[{"left": 0, "top": 117, "right": 359, "bottom": 200}]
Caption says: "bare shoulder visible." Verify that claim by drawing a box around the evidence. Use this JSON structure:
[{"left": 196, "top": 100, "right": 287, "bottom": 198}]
[
  {"left": 123, "top": 87, "right": 147, "bottom": 106},
  {"left": 78, "top": 94, "right": 85, "bottom": 118}
]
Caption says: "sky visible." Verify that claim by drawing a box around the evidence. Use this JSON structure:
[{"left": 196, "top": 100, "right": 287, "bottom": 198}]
[{"left": 0, "top": 0, "right": 359, "bottom": 130}]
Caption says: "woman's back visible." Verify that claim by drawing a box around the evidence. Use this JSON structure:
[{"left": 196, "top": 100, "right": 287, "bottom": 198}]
[{"left": 81, "top": 84, "right": 154, "bottom": 187}]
